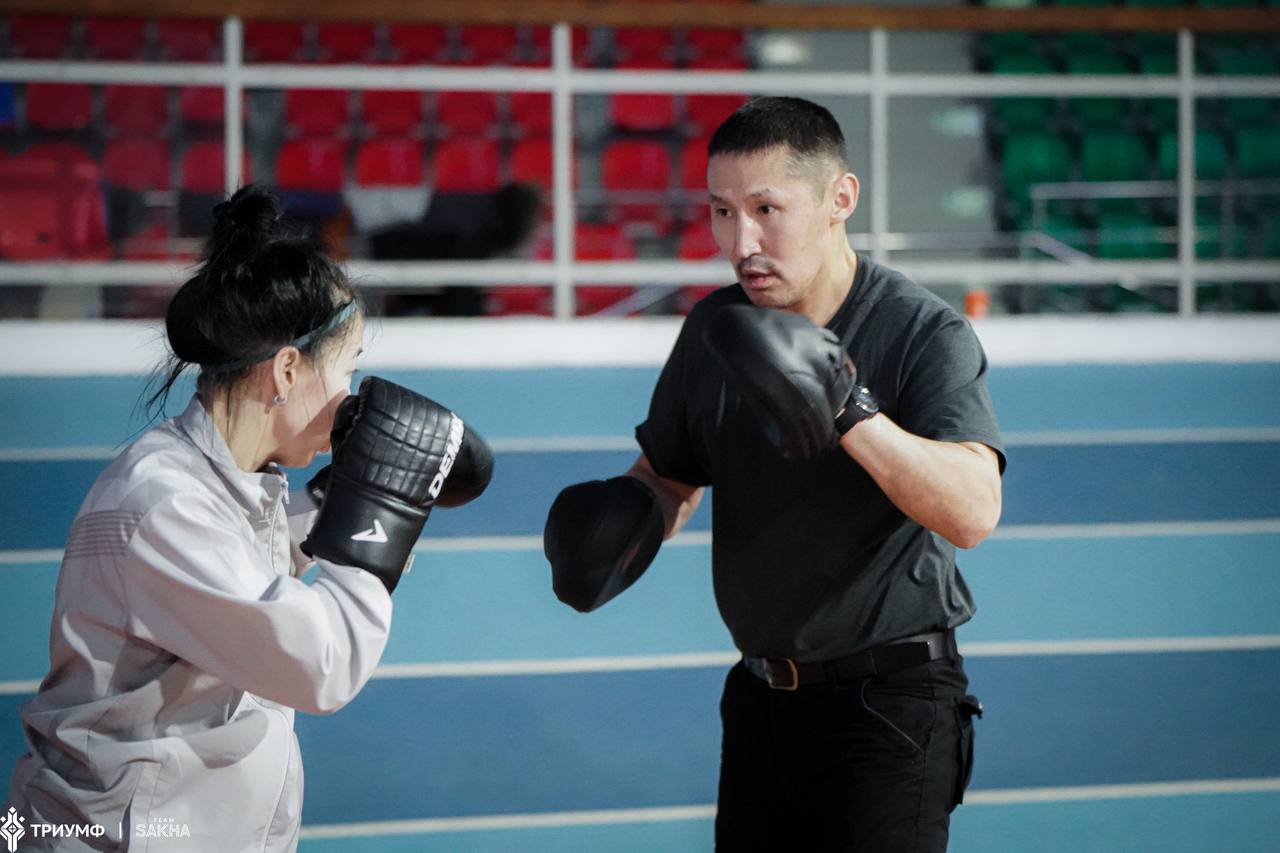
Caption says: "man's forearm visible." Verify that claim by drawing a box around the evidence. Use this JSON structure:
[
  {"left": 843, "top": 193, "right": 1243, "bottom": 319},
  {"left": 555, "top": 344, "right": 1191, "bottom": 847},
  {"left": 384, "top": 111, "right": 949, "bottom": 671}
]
[{"left": 839, "top": 415, "right": 1002, "bottom": 548}]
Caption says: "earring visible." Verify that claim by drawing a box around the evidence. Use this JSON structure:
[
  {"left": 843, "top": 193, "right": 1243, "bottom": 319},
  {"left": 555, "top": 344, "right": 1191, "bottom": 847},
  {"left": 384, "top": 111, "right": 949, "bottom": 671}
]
[{"left": 273, "top": 394, "right": 287, "bottom": 407}]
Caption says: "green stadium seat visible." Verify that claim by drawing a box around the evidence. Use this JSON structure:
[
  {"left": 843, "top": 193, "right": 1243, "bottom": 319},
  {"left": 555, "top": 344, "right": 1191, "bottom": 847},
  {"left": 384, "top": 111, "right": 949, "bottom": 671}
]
[
  {"left": 1002, "top": 132, "right": 1074, "bottom": 197},
  {"left": 1212, "top": 50, "right": 1279, "bottom": 126},
  {"left": 1081, "top": 131, "right": 1149, "bottom": 182},
  {"left": 1155, "top": 130, "right": 1230, "bottom": 180},
  {"left": 1035, "top": 210, "right": 1093, "bottom": 256},
  {"left": 1098, "top": 210, "right": 1171, "bottom": 258},
  {"left": 992, "top": 53, "right": 1057, "bottom": 130},
  {"left": 1194, "top": 208, "right": 1251, "bottom": 259},
  {"left": 1235, "top": 128, "right": 1280, "bottom": 179},
  {"left": 1066, "top": 54, "right": 1131, "bottom": 127}
]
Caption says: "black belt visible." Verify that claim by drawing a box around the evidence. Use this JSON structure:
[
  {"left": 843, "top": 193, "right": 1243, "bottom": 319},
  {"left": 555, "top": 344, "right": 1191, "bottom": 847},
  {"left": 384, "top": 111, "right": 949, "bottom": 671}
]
[{"left": 742, "top": 630, "right": 958, "bottom": 691}]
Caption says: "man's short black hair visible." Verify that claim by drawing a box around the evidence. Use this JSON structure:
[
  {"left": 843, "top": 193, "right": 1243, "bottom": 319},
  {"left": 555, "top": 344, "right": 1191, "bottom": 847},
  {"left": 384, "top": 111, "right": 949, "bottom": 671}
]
[{"left": 708, "top": 96, "right": 848, "bottom": 175}]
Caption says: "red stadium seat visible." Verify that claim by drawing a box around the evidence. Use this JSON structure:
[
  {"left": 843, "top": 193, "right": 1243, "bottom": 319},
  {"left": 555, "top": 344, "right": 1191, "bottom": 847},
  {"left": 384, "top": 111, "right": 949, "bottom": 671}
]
[
  {"left": 679, "top": 136, "right": 712, "bottom": 220},
  {"left": 485, "top": 285, "right": 552, "bottom": 316},
  {"left": 103, "top": 85, "right": 170, "bottom": 136},
  {"left": 24, "top": 83, "right": 93, "bottom": 133},
  {"left": 613, "top": 27, "right": 675, "bottom": 64},
  {"left": 432, "top": 138, "right": 501, "bottom": 191},
  {"left": 315, "top": 22, "right": 377, "bottom": 64},
  {"left": 8, "top": 16, "right": 74, "bottom": 59},
  {"left": 527, "top": 26, "right": 592, "bottom": 66},
  {"left": 275, "top": 138, "right": 346, "bottom": 193},
  {"left": 285, "top": 89, "right": 350, "bottom": 135},
  {"left": 180, "top": 141, "right": 250, "bottom": 193},
  {"left": 509, "top": 137, "right": 552, "bottom": 191},
  {"left": 84, "top": 18, "right": 149, "bottom": 60},
  {"left": 685, "top": 29, "right": 747, "bottom": 65},
  {"left": 457, "top": 26, "right": 519, "bottom": 66},
  {"left": 360, "top": 90, "right": 424, "bottom": 136},
  {"left": 387, "top": 24, "right": 449, "bottom": 64},
  {"left": 155, "top": 19, "right": 221, "bottom": 61},
  {"left": 178, "top": 86, "right": 224, "bottom": 126},
  {"left": 676, "top": 219, "right": 722, "bottom": 312},
  {"left": 509, "top": 91, "right": 553, "bottom": 136},
  {"left": 244, "top": 21, "right": 306, "bottom": 63},
  {"left": 0, "top": 151, "right": 111, "bottom": 260},
  {"left": 609, "top": 59, "right": 677, "bottom": 131},
  {"left": 103, "top": 139, "right": 172, "bottom": 190},
  {"left": 433, "top": 91, "right": 499, "bottom": 137},
  {"left": 354, "top": 138, "right": 424, "bottom": 187},
  {"left": 24, "top": 142, "right": 96, "bottom": 172},
  {"left": 685, "top": 91, "right": 748, "bottom": 137},
  {"left": 602, "top": 139, "right": 672, "bottom": 227},
  {"left": 572, "top": 222, "right": 638, "bottom": 315}
]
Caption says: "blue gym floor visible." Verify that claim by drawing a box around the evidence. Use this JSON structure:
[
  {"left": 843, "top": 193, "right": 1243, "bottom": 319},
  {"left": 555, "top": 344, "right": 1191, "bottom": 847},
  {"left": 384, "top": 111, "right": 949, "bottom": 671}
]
[{"left": 2, "top": 362, "right": 1279, "bottom": 852}]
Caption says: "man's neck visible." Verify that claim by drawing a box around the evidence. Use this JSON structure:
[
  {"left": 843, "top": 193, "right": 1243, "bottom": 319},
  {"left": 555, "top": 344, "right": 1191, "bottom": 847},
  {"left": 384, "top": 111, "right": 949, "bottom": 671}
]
[{"left": 796, "top": 243, "right": 858, "bottom": 328}]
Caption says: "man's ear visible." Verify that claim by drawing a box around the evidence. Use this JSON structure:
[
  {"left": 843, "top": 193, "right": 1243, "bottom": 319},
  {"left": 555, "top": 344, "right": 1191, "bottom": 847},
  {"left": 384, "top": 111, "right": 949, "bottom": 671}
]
[{"left": 832, "top": 172, "right": 860, "bottom": 225}]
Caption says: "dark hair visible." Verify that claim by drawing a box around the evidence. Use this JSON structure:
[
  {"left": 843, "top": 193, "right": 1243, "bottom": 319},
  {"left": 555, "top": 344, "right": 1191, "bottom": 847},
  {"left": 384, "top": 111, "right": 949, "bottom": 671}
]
[
  {"left": 144, "top": 184, "right": 360, "bottom": 418},
  {"left": 707, "top": 96, "right": 848, "bottom": 175}
]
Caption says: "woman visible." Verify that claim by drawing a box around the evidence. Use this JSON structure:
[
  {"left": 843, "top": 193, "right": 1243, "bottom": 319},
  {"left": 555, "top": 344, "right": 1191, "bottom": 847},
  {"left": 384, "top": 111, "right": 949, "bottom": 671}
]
[{"left": 6, "top": 185, "right": 489, "bottom": 851}]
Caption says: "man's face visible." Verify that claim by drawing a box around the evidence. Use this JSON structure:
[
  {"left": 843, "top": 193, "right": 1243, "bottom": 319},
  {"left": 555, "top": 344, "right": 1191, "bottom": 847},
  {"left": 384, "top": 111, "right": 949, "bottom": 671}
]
[{"left": 707, "top": 146, "right": 834, "bottom": 311}]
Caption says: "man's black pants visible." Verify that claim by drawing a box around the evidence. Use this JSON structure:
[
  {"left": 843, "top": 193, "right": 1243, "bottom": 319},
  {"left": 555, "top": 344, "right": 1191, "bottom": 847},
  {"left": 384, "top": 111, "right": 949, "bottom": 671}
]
[{"left": 715, "top": 655, "right": 979, "bottom": 852}]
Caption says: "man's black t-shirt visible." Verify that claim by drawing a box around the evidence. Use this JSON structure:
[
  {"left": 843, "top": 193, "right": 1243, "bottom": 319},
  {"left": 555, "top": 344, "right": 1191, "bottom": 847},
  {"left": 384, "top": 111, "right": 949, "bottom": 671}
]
[{"left": 635, "top": 255, "right": 1005, "bottom": 662}]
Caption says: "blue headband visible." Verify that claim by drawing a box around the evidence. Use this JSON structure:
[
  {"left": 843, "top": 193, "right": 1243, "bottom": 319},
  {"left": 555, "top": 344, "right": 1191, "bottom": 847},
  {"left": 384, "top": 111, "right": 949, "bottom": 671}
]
[{"left": 202, "top": 301, "right": 358, "bottom": 374}]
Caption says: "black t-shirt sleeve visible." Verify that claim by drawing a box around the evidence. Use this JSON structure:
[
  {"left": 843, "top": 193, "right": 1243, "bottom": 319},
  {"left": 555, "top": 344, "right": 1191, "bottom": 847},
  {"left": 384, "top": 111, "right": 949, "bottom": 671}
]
[
  {"left": 635, "top": 316, "right": 713, "bottom": 487},
  {"left": 896, "top": 313, "right": 1007, "bottom": 474}
]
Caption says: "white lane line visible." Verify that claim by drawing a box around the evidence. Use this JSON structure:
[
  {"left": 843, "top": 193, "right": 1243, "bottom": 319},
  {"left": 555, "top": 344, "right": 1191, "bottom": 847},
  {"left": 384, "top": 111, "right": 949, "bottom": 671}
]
[
  {"left": 4, "top": 425, "right": 1280, "bottom": 461},
  {"left": 3, "top": 635, "right": 1279, "bottom": 694},
  {"left": 297, "top": 779, "right": 1280, "bottom": 837}
]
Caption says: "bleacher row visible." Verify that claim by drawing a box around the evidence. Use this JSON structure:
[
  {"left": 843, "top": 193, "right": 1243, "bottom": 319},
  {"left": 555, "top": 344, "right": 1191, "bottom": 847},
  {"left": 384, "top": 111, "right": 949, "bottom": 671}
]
[{"left": 973, "top": 3, "right": 1280, "bottom": 312}]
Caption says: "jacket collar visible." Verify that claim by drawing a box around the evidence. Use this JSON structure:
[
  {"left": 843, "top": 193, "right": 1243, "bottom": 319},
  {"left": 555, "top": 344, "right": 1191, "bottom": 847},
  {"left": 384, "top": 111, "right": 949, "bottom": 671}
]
[{"left": 173, "top": 395, "right": 287, "bottom": 517}]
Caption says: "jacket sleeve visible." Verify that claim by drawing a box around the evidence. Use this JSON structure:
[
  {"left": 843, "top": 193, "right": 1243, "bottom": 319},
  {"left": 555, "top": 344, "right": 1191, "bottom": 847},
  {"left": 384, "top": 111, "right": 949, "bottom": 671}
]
[{"left": 120, "top": 490, "right": 392, "bottom": 715}]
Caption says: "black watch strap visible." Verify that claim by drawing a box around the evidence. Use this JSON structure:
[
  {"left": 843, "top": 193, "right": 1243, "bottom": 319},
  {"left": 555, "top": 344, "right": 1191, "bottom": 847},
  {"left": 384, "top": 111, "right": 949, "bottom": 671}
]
[{"left": 835, "top": 383, "right": 879, "bottom": 436}]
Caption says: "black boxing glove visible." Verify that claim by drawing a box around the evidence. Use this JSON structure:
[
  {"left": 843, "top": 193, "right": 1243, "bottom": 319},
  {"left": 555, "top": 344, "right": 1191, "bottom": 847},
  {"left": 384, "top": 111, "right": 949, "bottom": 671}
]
[
  {"left": 543, "top": 476, "right": 665, "bottom": 613},
  {"left": 702, "top": 303, "right": 879, "bottom": 460},
  {"left": 308, "top": 417, "right": 494, "bottom": 509},
  {"left": 302, "top": 376, "right": 471, "bottom": 593}
]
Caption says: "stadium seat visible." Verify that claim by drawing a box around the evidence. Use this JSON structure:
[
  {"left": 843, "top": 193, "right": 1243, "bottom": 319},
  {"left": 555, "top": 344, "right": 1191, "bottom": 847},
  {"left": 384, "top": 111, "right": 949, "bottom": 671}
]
[
  {"left": 685, "top": 29, "right": 747, "bottom": 65},
  {"left": 612, "top": 28, "right": 675, "bottom": 64},
  {"left": 679, "top": 136, "right": 711, "bottom": 220},
  {"left": 1080, "top": 131, "right": 1149, "bottom": 183},
  {"left": 360, "top": 90, "right": 425, "bottom": 136},
  {"left": 155, "top": 19, "right": 221, "bottom": 61},
  {"left": 570, "top": 222, "right": 637, "bottom": 315},
  {"left": 103, "top": 138, "right": 172, "bottom": 191},
  {"left": 1213, "top": 50, "right": 1279, "bottom": 127},
  {"left": 0, "top": 151, "right": 111, "bottom": 260},
  {"left": 275, "top": 138, "right": 346, "bottom": 192},
  {"left": 685, "top": 90, "right": 748, "bottom": 137},
  {"left": 178, "top": 141, "right": 251, "bottom": 235},
  {"left": 456, "top": 26, "right": 519, "bottom": 66},
  {"left": 432, "top": 138, "right": 501, "bottom": 191},
  {"left": 1097, "top": 210, "right": 1170, "bottom": 259},
  {"left": 1155, "top": 130, "right": 1229, "bottom": 181},
  {"left": 509, "top": 137, "right": 553, "bottom": 191},
  {"left": 178, "top": 86, "right": 225, "bottom": 127},
  {"left": 509, "top": 91, "right": 553, "bottom": 137},
  {"left": 1235, "top": 128, "right": 1280, "bottom": 179},
  {"left": 387, "top": 24, "right": 449, "bottom": 64},
  {"left": 991, "top": 53, "right": 1056, "bottom": 131},
  {"left": 285, "top": 89, "right": 350, "bottom": 136},
  {"left": 1001, "top": 132, "right": 1072, "bottom": 198},
  {"left": 84, "top": 18, "right": 149, "bottom": 60},
  {"left": 244, "top": 21, "right": 306, "bottom": 63},
  {"left": 315, "top": 22, "right": 377, "bottom": 64},
  {"left": 434, "top": 91, "right": 499, "bottom": 136},
  {"left": 1064, "top": 54, "right": 1130, "bottom": 128},
  {"left": 527, "top": 26, "right": 593, "bottom": 66},
  {"left": 609, "top": 59, "right": 678, "bottom": 131},
  {"left": 7, "top": 16, "right": 74, "bottom": 59},
  {"left": 675, "top": 219, "right": 722, "bottom": 312},
  {"left": 602, "top": 139, "right": 673, "bottom": 227},
  {"left": 23, "top": 141, "right": 96, "bottom": 172},
  {"left": 354, "top": 138, "right": 424, "bottom": 187},
  {"left": 24, "top": 83, "right": 93, "bottom": 133},
  {"left": 103, "top": 85, "right": 170, "bottom": 137}
]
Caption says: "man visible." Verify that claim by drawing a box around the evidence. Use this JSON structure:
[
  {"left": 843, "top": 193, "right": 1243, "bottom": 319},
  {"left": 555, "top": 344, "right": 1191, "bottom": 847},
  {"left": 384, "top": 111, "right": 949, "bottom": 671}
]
[{"left": 544, "top": 97, "right": 1004, "bottom": 851}]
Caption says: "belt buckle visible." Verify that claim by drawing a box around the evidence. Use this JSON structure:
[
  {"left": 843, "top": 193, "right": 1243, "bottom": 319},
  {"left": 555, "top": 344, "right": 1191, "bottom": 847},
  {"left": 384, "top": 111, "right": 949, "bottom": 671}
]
[{"left": 763, "top": 658, "right": 799, "bottom": 691}]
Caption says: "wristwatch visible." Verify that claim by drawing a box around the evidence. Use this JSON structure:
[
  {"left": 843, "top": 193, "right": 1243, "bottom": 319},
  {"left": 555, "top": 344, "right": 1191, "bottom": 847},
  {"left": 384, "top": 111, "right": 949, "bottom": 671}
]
[{"left": 835, "top": 383, "right": 879, "bottom": 435}]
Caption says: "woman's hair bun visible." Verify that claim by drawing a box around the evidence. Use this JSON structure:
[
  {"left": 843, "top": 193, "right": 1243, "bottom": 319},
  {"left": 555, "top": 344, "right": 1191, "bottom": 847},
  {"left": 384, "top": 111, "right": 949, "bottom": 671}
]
[{"left": 208, "top": 183, "right": 282, "bottom": 261}]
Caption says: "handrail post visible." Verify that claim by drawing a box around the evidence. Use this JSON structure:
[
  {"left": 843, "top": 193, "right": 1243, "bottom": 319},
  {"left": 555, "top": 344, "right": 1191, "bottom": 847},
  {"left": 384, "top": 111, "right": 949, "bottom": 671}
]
[
  {"left": 223, "top": 16, "right": 244, "bottom": 195},
  {"left": 869, "top": 27, "right": 890, "bottom": 265},
  {"left": 1177, "top": 28, "right": 1196, "bottom": 317},
  {"left": 551, "top": 22, "right": 576, "bottom": 320}
]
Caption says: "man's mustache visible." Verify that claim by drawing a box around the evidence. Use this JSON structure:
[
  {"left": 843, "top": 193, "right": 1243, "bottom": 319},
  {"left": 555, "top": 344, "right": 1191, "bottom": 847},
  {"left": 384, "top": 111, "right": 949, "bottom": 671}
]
[{"left": 737, "top": 257, "right": 777, "bottom": 277}]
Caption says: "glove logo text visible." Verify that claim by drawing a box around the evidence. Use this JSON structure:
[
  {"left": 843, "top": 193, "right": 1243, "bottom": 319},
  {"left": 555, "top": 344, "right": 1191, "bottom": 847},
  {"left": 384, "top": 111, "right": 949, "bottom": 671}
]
[
  {"left": 351, "top": 519, "right": 389, "bottom": 543},
  {"left": 428, "top": 415, "right": 466, "bottom": 500}
]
